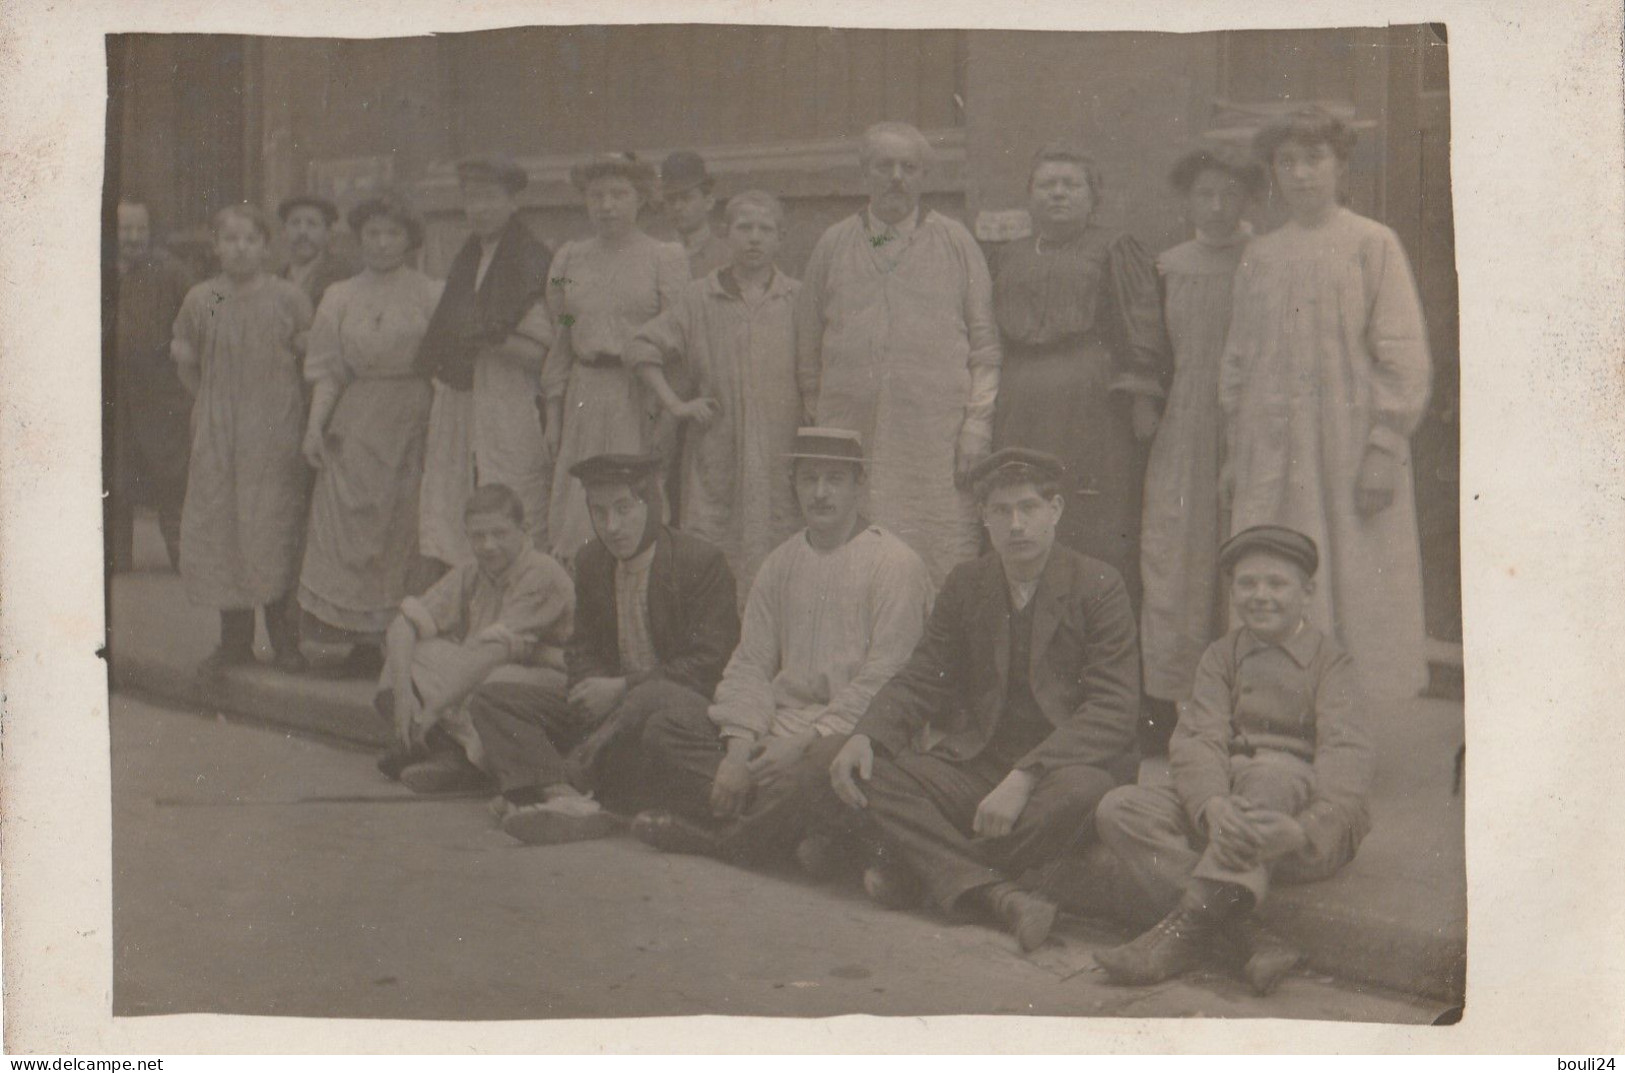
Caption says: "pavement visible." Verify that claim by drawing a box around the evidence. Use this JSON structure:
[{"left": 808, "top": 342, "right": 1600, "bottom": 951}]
[{"left": 106, "top": 514, "right": 1467, "bottom": 1018}]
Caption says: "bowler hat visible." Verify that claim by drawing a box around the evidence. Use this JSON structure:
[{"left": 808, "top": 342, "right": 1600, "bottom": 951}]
[
  {"left": 1217, "top": 525, "right": 1319, "bottom": 577},
  {"left": 660, "top": 150, "right": 714, "bottom": 196}
]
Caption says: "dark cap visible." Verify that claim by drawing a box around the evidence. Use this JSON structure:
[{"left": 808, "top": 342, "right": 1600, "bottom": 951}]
[
  {"left": 456, "top": 155, "right": 529, "bottom": 194},
  {"left": 785, "top": 427, "right": 868, "bottom": 465},
  {"left": 1218, "top": 525, "right": 1319, "bottom": 578},
  {"left": 276, "top": 195, "right": 339, "bottom": 225},
  {"left": 661, "top": 150, "right": 714, "bottom": 195},
  {"left": 968, "top": 447, "right": 1065, "bottom": 492},
  {"left": 568, "top": 453, "right": 664, "bottom": 488}
]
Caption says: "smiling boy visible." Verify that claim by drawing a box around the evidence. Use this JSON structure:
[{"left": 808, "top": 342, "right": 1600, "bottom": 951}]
[{"left": 1092, "top": 525, "right": 1376, "bottom": 995}]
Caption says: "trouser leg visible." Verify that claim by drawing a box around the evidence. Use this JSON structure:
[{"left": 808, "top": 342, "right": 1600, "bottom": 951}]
[
  {"left": 717, "top": 733, "right": 852, "bottom": 864},
  {"left": 219, "top": 609, "right": 256, "bottom": 655},
  {"left": 860, "top": 750, "right": 1005, "bottom": 914},
  {"left": 1189, "top": 754, "right": 1315, "bottom": 906},
  {"left": 108, "top": 496, "right": 135, "bottom": 573},
  {"left": 988, "top": 763, "right": 1119, "bottom": 899},
  {"left": 639, "top": 693, "right": 730, "bottom": 821},
  {"left": 156, "top": 494, "right": 184, "bottom": 570},
  {"left": 1094, "top": 782, "right": 1203, "bottom": 919},
  {"left": 590, "top": 680, "right": 710, "bottom": 812},
  {"left": 467, "top": 674, "right": 574, "bottom": 798}
]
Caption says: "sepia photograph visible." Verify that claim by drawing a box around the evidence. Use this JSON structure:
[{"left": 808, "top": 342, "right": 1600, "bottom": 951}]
[{"left": 95, "top": 20, "right": 1472, "bottom": 1027}]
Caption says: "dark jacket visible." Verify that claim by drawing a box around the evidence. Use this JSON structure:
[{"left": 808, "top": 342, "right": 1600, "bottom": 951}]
[
  {"left": 568, "top": 524, "right": 740, "bottom": 700},
  {"left": 856, "top": 545, "right": 1140, "bottom": 780},
  {"left": 283, "top": 248, "right": 355, "bottom": 311},
  {"left": 417, "top": 216, "right": 552, "bottom": 391}
]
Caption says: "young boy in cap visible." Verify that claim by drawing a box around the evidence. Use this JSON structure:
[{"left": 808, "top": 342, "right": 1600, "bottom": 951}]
[
  {"left": 630, "top": 428, "right": 933, "bottom": 863},
  {"left": 827, "top": 447, "right": 1141, "bottom": 953},
  {"left": 467, "top": 453, "right": 739, "bottom": 845},
  {"left": 1092, "top": 524, "right": 1375, "bottom": 994},
  {"left": 417, "top": 155, "right": 555, "bottom": 572},
  {"left": 375, "top": 484, "right": 574, "bottom": 794}
]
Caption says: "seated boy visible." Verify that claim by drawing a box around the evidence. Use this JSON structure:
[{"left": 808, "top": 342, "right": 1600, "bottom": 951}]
[
  {"left": 375, "top": 484, "right": 575, "bottom": 794},
  {"left": 1092, "top": 525, "right": 1375, "bottom": 994}
]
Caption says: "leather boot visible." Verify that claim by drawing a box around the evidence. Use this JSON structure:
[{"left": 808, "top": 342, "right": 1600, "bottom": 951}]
[
  {"left": 1223, "top": 916, "right": 1303, "bottom": 996},
  {"left": 988, "top": 882, "right": 1058, "bottom": 953},
  {"left": 1094, "top": 904, "right": 1221, "bottom": 985}
]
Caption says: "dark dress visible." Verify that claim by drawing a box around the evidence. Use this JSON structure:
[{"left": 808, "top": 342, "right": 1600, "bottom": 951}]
[{"left": 991, "top": 228, "right": 1170, "bottom": 605}]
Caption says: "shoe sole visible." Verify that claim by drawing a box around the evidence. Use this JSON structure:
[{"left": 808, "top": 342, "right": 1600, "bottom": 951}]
[
  {"left": 1245, "top": 949, "right": 1303, "bottom": 996},
  {"left": 502, "top": 809, "right": 620, "bottom": 846},
  {"left": 1015, "top": 901, "right": 1058, "bottom": 953}
]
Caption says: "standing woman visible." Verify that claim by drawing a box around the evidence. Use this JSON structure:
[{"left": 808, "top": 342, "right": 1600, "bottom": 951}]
[
  {"left": 991, "top": 142, "right": 1170, "bottom": 602},
  {"left": 1139, "top": 149, "right": 1265, "bottom": 742},
  {"left": 542, "top": 152, "right": 688, "bottom": 563},
  {"left": 1221, "top": 108, "right": 1432, "bottom": 700},
  {"left": 172, "top": 204, "right": 313, "bottom": 672},
  {"left": 297, "top": 193, "right": 444, "bottom": 675}
]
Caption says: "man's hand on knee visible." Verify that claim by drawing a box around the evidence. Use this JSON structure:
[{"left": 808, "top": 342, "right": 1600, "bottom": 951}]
[
  {"left": 829, "top": 734, "right": 875, "bottom": 809},
  {"left": 1239, "top": 806, "right": 1307, "bottom": 861},
  {"left": 710, "top": 737, "right": 755, "bottom": 818},
  {"left": 569, "top": 676, "right": 629, "bottom": 722},
  {"left": 973, "top": 769, "right": 1036, "bottom": 839}
]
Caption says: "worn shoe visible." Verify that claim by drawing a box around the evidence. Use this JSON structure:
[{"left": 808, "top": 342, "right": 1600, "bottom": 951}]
[
  {"left": 1223, "top": 916, "right": 1303, "bottom": 996},
  {"left": 794, "top": 834, "right": 843, "bottom": 879},
  {"left": 1094, "top": 905, "right": 1219, "bottom": 986},
  {"left": 862, "top": 859, "right": 923, "bottom": 911},
  {"left": 631, "top": 809, "right": 723, "bottom": 857},
  {"left": 989, "top": 882, "right": 1059, "bottom": 953},
  {"left": 501, "top": 795, "right": 620, "bottom": 846},
  {"left": 399, "top": 750, "right": 492, "bottom": 795}
]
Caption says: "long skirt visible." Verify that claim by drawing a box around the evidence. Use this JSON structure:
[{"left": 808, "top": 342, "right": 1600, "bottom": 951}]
[
  {"left": 298, "top": 377, "right": 433, "bottom": 638},
  {"left": 546, "top": 362, "right": 654, "bottom": 563}
]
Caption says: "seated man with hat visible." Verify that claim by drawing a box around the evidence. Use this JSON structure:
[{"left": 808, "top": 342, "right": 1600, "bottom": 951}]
[
  {"left": 827, "top": 447, "right": 1141, "bottom": 953},
  {"left": 417, "top": 155, "right": 556, "bottom": 572},
  {"left": 468, "top": 453, "right": 740, "bottom": 845},
  {"left": 375, "top": 484, "right": 574, "bottom": 794},
  {"left": 631, "top": 427, "right": 934, "bottom": 863},
  {"left": 1092, "top": 525, "right": 1375, "bottom": 995}
]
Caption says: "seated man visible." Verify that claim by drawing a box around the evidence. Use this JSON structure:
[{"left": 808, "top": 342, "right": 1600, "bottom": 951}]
[
  {"left": 633, "top": 427, "right": 934, "bottom": 863},
  {"left": 376, "top": 484, "right": 574, "bottom": 794},
  {"left": 1092, "top": 525, "right": 1375, "bottom": 996},
  {"left": 828, "top": 449, "right": 1141, "bottom": 953},
  {"left": 468, "top": 454, "right": 739, "bottom": 845}
]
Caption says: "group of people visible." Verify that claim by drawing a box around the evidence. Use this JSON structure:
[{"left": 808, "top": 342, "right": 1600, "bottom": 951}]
[{"left": 109, "top": 106, "right": 1433, "bottom": 994}]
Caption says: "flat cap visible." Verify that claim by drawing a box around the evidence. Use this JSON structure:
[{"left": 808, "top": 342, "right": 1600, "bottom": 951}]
[
  {"left": 276, "top": 194, "right": 339, "bottom": 225},
  {"left": 568, "top": 453, "right": 664, "bottom": 488},
  {"left": 456, "top": 155, "right": 529, "bottom": 194},
  {"left": 660, "top": 150, "right": 714, "bottom": 195},
  {"left": 968, "top": 447, "right": 1065, "bottom": 489},
  {"left": 1218, "top": 524, "right": 1319, "bottom": 577},
  {"left": 785, "top": 427, "right": 868, "bottom": 464}
]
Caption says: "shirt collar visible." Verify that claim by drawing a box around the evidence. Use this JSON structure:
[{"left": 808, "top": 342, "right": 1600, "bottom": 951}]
[
  {"left": 1236, "top": 620, "right": 1322, "bottom": 668},
  {"left": 865, "top": 205, "right": 926, "bottom": 238},
  {"left": 712, "top": 265, "right": 787, "bottom": 301},
  {"left": 616, "top": 542, "right": 658, "bottom": 576}
]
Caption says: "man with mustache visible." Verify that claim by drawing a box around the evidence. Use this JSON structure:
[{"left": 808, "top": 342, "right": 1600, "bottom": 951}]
[
  {"left": 794, "top": 121, "right": 1002, "bottom": 588},
  {"left": 631, "top": 427, "right": 933, "bottom": 863},
  {"left": 277, "top": 194, "right": 353, "bottom": 311},
  {"left": 827, "top": 448, "right": 1141, "bottom": 954},
  {"left": 1092, "top": 526, "right": 1376, "bottom": 995}
]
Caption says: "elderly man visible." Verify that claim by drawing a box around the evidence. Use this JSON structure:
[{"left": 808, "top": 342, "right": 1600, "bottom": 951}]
[
  {"left": 631, "top": 427, "right": 934, "bottom": 864},
  {"left": 795, "top": 121, "right": 1001, "bottom": 587},
  {"left": 468, "top": 454, "right": 739, "bottom": 845},
  {"left": 417, "top": 156, "right": 555, "bottom": 573},
  {"left": 277, "top": 194, "right": 353, "bottom": 311},
  {"left": 660, "top": 150, "right": 733, "bottom": 280},
  {"left": 829, "top": 449, "right": 1141, "bottom": 953},
  {"left": 109, "top": 195, "right": 193, "bottom": 571},
  {"left": 375, "top": 484, "right": 574, "bottom": 794}
]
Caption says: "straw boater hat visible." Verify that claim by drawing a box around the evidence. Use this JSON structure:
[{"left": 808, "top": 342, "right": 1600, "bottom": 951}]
[
  {"left": 1217, "top": 525, "right": 1319, "bottom": 578},
  {"left": 785, "top": 427, "right": 868, "bottom": 465}
]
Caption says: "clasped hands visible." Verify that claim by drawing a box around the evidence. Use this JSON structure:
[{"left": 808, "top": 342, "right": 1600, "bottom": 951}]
[
  {"left": 1201, "top": 795, "right": 1308, "bottom": 871},
  {"left": 708, "top": 732, "right": 815, "bottom": 819}
]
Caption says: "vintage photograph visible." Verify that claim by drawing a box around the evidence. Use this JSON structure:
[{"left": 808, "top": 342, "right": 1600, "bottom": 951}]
[{"left": 102, "top": 23, "right": 1465, "bottom": 1024}]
